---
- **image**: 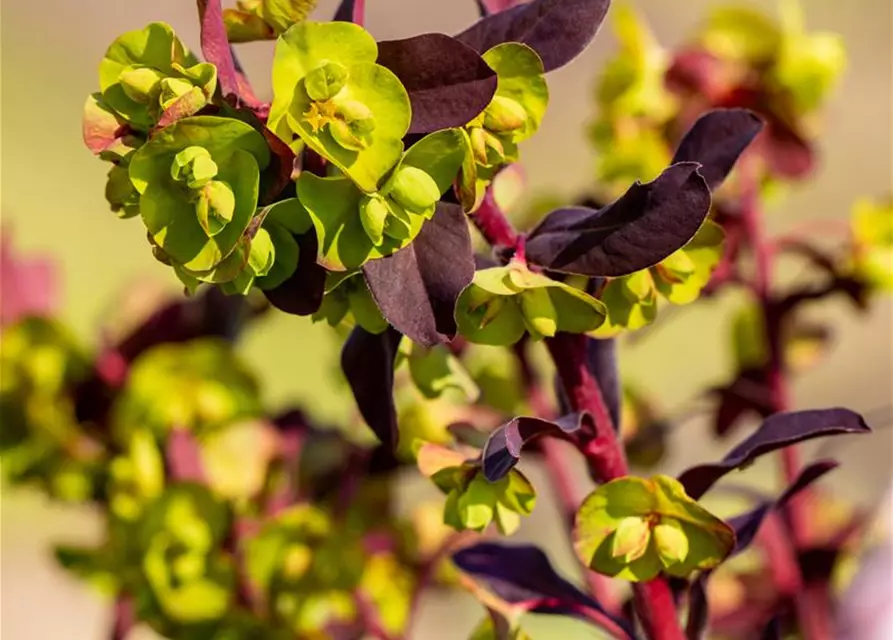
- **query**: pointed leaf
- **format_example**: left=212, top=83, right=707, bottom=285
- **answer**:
left=456, top=0, right=611, bottom=73
left=341, top=326, right=403, bottom=449
left=377, top=34, right=498, bottom=134
left=525, top=163, right=712, bottom=277
left=671, top=109, right=763, bottom=190
left=678, top=408, right=869, bottom=500
left=482, top=414, right=583, bottom=482
left=452, top=542, right=635, bottom=637
left=363, top=203, right=474, bottom=346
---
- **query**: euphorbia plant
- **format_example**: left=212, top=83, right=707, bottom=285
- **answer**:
left=1, top=0, right=888, bottom=638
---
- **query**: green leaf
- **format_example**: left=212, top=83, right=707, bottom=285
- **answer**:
left=263, top=0, right=318, bottom=34
left=590, top=274, right=659, bottom=337
left=482, top=43, right=548, bottom=143
left=458, top=474, right=499, bottom=531
left=296, top=173, right=424, bottom=270
left=701, top=6, right=780, bottom=63
left=408, top=343, right=480, bottom=402
left=129, top=116, right=270, bottom=193
left=652, top=220, right=725, bottom=305
left=201, top=419, right=278, bottom=500
left=54, top=545, right=118, bottom=595
left=255, top=220, right=301, bottom=290
left=851, top=197, right=893, bottom=291
left=731, top=300, right=769, bottom=370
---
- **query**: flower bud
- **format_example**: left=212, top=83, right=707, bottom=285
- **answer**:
left=652, top=517, right=689, bottom=567
left=621, top=270, right=654, bottom=303
left=388, top=166, right=441, bottom=213
left=304, top=62, right=349, bottom=102
left=359, top=195, right=390, bottom=246
left=466, top=290, right=508, bottom=330
left=247, top=227, right=275, bottom=277
left=611, top=515, right=652, bottom=563
left=159, top=77, right=195, bottom=108
left=483, top=96, right=528, bottom=133
left=194, top=180, right=236, bottom=237
left=469, top=127, right=506, bottom=167
left=329, top=118, right=372, bottom=152
left=171, top=146, right=218, bottom=189
left=658, top=250, right=696, bottom=283
left=519, top=287, right=558, bottom=339
left=119, top=66, right=164, bottom=104
left=335, top=99, right=376, bottom=133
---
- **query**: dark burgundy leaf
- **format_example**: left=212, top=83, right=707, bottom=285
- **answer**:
left=166, top=428, right=206, bottom=482
left=760, top=616, right=783, bottom=640
left=363, top=203, right=474, bottom=346
left=333, top=0, right=364, bottom=23
left=671, top=109, right=763, bottom=190
left=259, top=129, right=297, bottom=206
left=196, top=0, right=240, bottom=99
left=377, top=35, right=497, bottom=134
left=456, top=0, right=611, bottom=73
left=686, top=460, right=840, bottom=639
left=117, top=287, right=260, bottom=361
left=482, top=414, right=583, bottom=481
left=341, top=326, right=403, bottom=450
left=525, top=163, right=712, bottom=277
left=710, top=369, right=774, bottom=437
left=262, top=233, right=327, bottom=316
left=453, top=542, right=636, bottom=638
left=585, top=337, right=620, bottom=427
left=679, top=408, right=868, bottom=500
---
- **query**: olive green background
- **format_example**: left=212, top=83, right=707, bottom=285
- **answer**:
left=1, top=0, right=891, bottom=638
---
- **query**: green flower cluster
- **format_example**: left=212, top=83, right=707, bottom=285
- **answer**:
left=456, top=262, right=607, bottom=346
left=574, top=475, right=735, bottom=582
left=0, top=318, right=98, bottom=501
left=850, top=197, right=893, bottom=293
left=418, top=443, right=536, bottom=536
left=458, top=43, right=549, bottom=211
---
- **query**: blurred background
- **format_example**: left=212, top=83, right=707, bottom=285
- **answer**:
left=2, top=0, right=891, bottom=638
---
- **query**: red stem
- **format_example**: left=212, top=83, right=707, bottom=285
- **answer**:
left=739, top=158, right=829, bottom=640
left=470, top=191, right=685, bottom=640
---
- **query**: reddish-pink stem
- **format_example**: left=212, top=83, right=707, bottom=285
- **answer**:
left=739, top=157, right=828, bottom=640
left=468, top=190, right=685, bottom=639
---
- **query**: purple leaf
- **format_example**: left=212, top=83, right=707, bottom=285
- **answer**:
left=196, top=0, right=240, bottom=100
left=482, top=414, right=583, bottom=481
left=456, top=0, right=611, bottom=73
left=333, top=0, right=364, bottom=23
left=525, top=162, right=711, bottom=277
left=710, top=369, right=774, bottom=437
left=377, top=35, right=497, bottom=134
left=341, top=326, right=403, bottom=450
left=263, top=233, right=326, bottom=316
left=585, top=337, right=620, bottom=427
left=685, top=460, right=839, bottom=639
left=671, top=109, right=763, bottom=190
left=678, top=408, right=869, bottom=500
left=363, top=203, right=474, bottom=347
left=453, top=542, right=636, bottom=638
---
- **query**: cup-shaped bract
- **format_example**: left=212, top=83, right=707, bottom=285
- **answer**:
left=455, top=263, right=607, bottom=346
left=127, top=116, right=270, bottom=284
left=574, top=474, right=734, bottom=582
left=98, top=22, right=217, bottom=131
left=270, top=21, right=412, bottom=192
left=298, top=129, right=465, bottom=270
